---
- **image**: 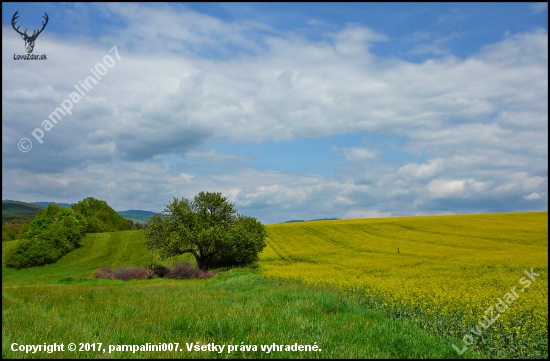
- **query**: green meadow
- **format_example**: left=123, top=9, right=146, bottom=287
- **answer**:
left=4, top=212, right=548, bottom=358
left=2, top=229, right=480, bottom=359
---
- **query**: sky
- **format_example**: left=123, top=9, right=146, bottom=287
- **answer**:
left=2, top=2, right=548, bottom=224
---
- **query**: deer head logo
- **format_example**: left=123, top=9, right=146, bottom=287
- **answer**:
left=12, top=10, right=49, bottom=54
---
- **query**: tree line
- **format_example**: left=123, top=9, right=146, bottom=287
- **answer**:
left=5, top=197, right=131, bottom=269
left=5, top=192, right=268, bottom=273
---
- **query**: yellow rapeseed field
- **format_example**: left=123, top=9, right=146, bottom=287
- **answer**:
left=260, top=212, right=548, bottom=357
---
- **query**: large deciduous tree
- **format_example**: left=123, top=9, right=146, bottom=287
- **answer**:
left=144, top=192, right=267, bottom=271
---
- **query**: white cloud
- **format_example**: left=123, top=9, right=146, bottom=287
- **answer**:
left=307, top=18, right=328, bottom=26
left=332, top=146, right=376, bottom=162
left=179, top=173, right=194, bottom=180
left=398, top=159, right=443, bottom=180
left=493, top=172, right=546, bottom=195
left=2, top=3, right=547, bottom=222
left=427, top=179, right=466, bottom=198
left=5, top=12, right=546, bottom=150
left=344, top=210, right=391, bottom=219
left=524, top=192, right=541, bottom=200
left=185, top=149, right=248, bottom=162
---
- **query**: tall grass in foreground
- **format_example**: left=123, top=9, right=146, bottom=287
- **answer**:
left=2, top=269, right=479, bottom=359
left=260, top=212, right=548, bottom=358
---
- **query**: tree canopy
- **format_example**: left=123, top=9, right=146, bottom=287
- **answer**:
left=5, top=204, right=88, bottom=269
left=4, top=197, right=132, bottom=269
left=144, top=192, right=267, bottom=271
left=71, top=197, right=131, bottom=232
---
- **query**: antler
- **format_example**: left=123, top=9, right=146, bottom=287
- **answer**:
left=11, top=10, right=26, bottom=37
left=11, top=11, right=49, bottom=39
left=32, top=13, right=49, bottom=39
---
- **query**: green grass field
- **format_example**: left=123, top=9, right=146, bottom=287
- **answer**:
left=3, top=212, right=547, bottom=358
left=2, top=231, right=477, bottom=359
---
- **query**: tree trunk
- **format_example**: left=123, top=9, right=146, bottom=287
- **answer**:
left=197, top=256, right=210, bottom=271
left=183, top=249, right=209, bottom=272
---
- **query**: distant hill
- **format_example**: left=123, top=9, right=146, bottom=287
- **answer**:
left=281, top=218, right=340, bottom=224
left=32, top=202, right=72, bottom=208
left=31, top=203, right=155, bottom=224
left=4, top=199, right=156, bottom=226
left=2, top=201, right=42, bottom=238
left=2, top=200, right=43, bottom=216
left=117, top=210, right=156, bottom=225
left=118, top=210, right=156, bottom=217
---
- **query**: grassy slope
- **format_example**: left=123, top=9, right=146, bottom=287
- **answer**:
left=2, top=230, right=479, bottom=359
left=2, top=231, right=153, bottom=286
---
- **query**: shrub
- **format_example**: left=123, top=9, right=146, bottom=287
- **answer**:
left=93, top=265, right=153, bottom=280
left=148, top=263, right=170, bottom=278
left=5, top=205, right=88, bottom=269
left=164, top=261, right=215, bottom=279
left=93, top=265, right=114, bottom=279
left=113, top=266, right=153, bottom=280
left=27, top=213, right=54, bottom=239
left=92, top=262, right=213, bottom=281
left=4, top=239, right=60, bottom=269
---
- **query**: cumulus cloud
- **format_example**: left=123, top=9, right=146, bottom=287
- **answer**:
left=2, top=3, right=547, bottom=223
left=398, top=159, right=443, bottom=180
left=344, top=210, right=392, bottom=219
left=524, top=192, right=541, bottom=200
left=427, top=179, right=466, bottom=198
left=332, top=147, right=377, bottom=162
